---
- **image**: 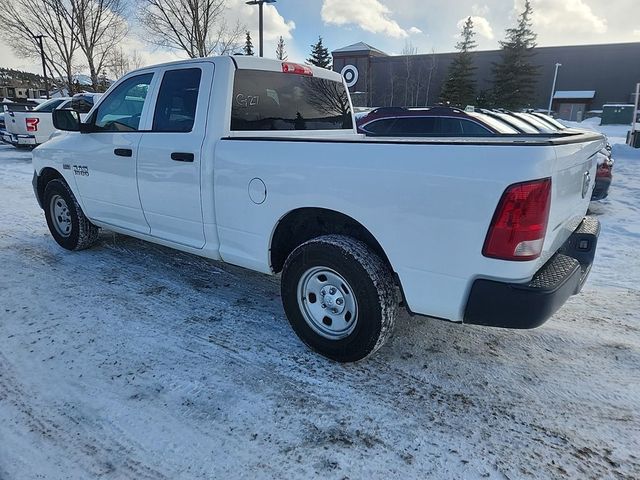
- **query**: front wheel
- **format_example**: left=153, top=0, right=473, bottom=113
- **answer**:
left=43, top=179, right=99, bottom=251
left=281, top=235, right=398, bottom=362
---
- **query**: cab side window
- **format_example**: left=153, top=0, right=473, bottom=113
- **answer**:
left=153, top=68, right=202, bottom=133
left=94, top=73, right=153, bottom=132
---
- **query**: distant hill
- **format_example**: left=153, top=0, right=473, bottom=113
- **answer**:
left=0, top=68, right=45, bottom=89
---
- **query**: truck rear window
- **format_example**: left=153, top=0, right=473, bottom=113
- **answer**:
left=231, top=69, right=353, bottom=131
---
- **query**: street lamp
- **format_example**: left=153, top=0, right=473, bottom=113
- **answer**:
left=245, top=0, right=276, bottom=57
left=547, top=62, right=562, bottom=115
left=33, top=35, right=51, bottom=99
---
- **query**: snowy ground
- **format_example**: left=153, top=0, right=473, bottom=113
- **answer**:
left=1, top=127, right=639, bottom=479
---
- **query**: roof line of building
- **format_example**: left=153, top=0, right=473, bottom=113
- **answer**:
left=334, top=41, right=640, bottom=58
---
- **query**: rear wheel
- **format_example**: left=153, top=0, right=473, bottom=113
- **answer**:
left=43, top=179, right=99, bottom=251
left=281, top=235, right=398, bottom=362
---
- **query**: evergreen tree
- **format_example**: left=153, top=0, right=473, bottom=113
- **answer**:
left=492, top=0, right=539, bottom=109
left=276, top=36, right=288, bottom=61
left=440, top=17, right=477, bottom=107
left=244, top=31, right=254, bottom=56
left=307, top=36, right=331, bottom=69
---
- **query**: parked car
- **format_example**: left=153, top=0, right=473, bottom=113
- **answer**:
left=1, top=102, right=36, bottom=145
left=4, top=97, right=72, bottom=147
left=357, top=106, right=518, bottom=136
left=592, top=151, right=614, bottom=200
left=4, top=93, right=102, bottom=148
left=34, top=56, right=603, bottom=361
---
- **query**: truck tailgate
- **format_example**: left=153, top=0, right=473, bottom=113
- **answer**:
left=542, top=135, right=604, bottom=264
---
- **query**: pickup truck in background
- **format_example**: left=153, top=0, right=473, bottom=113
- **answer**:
left=4, top=93, right=101, bottom=148
left=32, top=56, right=603, bottom=362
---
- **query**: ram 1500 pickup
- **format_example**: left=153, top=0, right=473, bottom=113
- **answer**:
left=32, top=56, right=603, bottom=362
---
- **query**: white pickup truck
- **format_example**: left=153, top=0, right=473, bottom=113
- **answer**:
left=32, top=56, right=603, bottom=361
left=4, top=97, right=72, bottom=147
left=5, top=94, right=102, bottom=148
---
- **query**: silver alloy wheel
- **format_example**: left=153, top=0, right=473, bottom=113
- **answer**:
left=49, top=194, right=72, bottom=238
left=297, top=266, right=358, bottom=340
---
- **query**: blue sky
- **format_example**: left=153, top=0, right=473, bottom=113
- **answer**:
left=1, top=0, right=639, bottom=74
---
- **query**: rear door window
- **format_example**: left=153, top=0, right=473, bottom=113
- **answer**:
left=153, top=68, right=202, bottom=132
left=388, top=117, right=437, bottom=136
left=231, top=69, right=352, bottom=131
left=438, top=118, right=464, bottom=135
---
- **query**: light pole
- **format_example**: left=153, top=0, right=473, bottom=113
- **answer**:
left=33, top=35, right=51, bottom=99
left=245, top=0, right=276, bottom=57
left=547, top=62, right=562, bottom=115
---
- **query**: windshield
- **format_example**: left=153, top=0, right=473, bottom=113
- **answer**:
left=512, top=112, right=557, bottom=132
left=467, top=112, right=519, bottom=134
left=533, top=113, right=566, bottom=130
left=34, top=98, right=66, bottom=112
left=488, top=112, right=539, bottom=133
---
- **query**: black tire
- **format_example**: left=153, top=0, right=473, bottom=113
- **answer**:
left=43, top=179, right=99, bottom=251
left=281, top=234, right=398, bottom=362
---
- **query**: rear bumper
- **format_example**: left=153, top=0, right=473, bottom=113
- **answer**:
left=1, top=133, right=36, bottom=146
left=464, top=216, right=600, bottom=329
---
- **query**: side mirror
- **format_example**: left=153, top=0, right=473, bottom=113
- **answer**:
left=53, top=108, right=81, bottom=132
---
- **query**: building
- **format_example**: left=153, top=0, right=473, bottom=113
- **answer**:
left=332, top=41, right=640, bottom=121
left=0, top=85, right=48, bottom=101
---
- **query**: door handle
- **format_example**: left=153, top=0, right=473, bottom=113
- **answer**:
left=171, top=152, right=194, bottom=162
left=114, top=148, right=132, bottom=157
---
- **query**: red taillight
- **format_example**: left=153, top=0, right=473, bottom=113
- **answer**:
left=26, top=117, right=39, bottom=132
left=483, top=178, right=552, bottom=261
left=282, top=62, right=313, bottom=76
left=597, top=163, right=612, bottom=179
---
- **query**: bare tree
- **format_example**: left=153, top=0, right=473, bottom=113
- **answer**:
left=424, top=49, right=439, bottom=106
left=106, top=46, right=130, bottom=79
left=0, top=0, right=79, bottom=95
left=71, top=0, right=128, bottom=90
left=130, top=50, right=145, bottom=70
left=138, top=0, right=244, bottom=58
left=107, top=47, right=147, bottom=79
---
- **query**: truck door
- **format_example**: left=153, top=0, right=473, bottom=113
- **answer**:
left=136, top=64, right=213, bottom=248
left=70, top=72, right=155, bottom=234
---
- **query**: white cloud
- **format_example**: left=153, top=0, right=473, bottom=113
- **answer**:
left=522, top=0, right=608, bottom=35
left=321, top=0, right=409, bottom=38
left=229, top=0, right=296, bottom=41
left=408, top=26, right=423, bottom=35
left=472, top=4, right=491, bottom=17
left=634, top=29, right=640, bottom=37
left=457, top=16, right=495, bottom=40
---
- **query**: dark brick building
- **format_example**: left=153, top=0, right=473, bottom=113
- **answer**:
left=332, top=41, right=640, bottom=120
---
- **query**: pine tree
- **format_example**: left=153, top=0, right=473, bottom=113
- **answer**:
left=440, top=17, right=477, bottom=107
left=307, top=36, right=331, bottom=69
left=492, top=0, right=539, bottom=109
left=244, top=31, right=254, bottom=56
left=276, top=36, right=288, bottom=61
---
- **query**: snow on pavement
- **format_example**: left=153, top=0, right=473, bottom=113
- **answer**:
left=0, top=130, right=639, bottom=479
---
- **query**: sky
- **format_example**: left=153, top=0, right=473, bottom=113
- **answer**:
left=1, top=0, right=639, bottom=75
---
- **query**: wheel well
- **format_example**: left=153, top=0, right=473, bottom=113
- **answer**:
left=36, top=168, right=64, bottom=208
left=270, top=208, right=393, bottom=274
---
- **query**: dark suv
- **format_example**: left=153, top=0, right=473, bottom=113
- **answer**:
left=356, top=106, right=519, bottom=137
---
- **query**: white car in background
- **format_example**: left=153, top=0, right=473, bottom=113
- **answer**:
left=4, top=93, right=102, bottom=148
